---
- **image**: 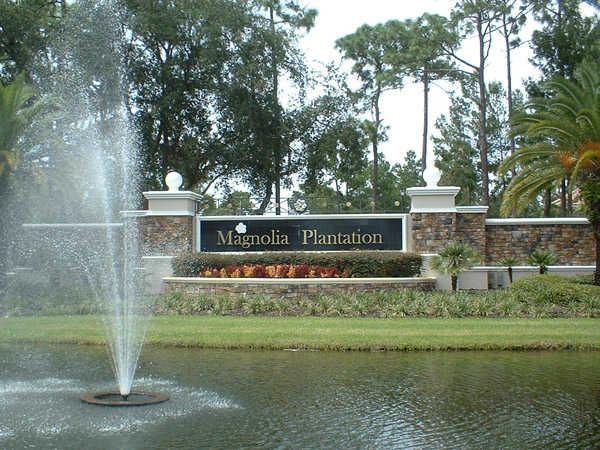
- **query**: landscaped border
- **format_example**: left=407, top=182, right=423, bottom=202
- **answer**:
left=162, top=276, right=436, bottom=298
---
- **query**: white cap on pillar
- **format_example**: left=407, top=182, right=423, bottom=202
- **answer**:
left=143, top=171, right=201, bottom=216
left=406, top=164, right=460, bottom=212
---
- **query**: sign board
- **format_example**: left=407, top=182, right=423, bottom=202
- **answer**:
left=197, top=214, right=406, bottom=252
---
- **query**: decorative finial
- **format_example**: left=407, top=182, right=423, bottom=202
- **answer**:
left=423, top=164, right=441, bottom=187
left=165, top=171, right=183, bottom=192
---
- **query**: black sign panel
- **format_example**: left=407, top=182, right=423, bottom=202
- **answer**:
left=198, top=216, right=405, bottom=252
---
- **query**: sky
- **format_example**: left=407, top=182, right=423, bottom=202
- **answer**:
left=297, top=0, right=541, bottom=167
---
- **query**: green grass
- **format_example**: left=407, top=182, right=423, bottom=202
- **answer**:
left=1, top=316, right=600, bottom=351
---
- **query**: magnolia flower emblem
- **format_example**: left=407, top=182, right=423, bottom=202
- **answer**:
left=235, top=222, right=247, bottom=234
left=293, top=198, right=308, bottom=213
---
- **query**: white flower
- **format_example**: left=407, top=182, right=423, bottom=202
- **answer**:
left=235, top=222, right=247, bottom=234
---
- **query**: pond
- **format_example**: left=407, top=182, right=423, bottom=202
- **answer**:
left=1, top=345, right=599, bottom=449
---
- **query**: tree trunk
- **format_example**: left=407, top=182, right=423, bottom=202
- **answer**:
left=421, top=71, right=430, bottom=173
left=257, top=184, right=273, bottom=215
left=476, top=14, right=490, bottom=206
left=451, top=274, right=458, bottom=291
left=372, top=87, right=381, bottom=213
left=502, top=12, right=516, bottom=177
left=560, top=179, right=567, bottom=216
left=543, top=188, right=551, bottom=217
left=269, top=6, right=281, bottom=216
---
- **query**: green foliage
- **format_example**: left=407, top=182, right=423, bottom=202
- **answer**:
left=0, top=0, right=65, bottom=81
left=394, top=150, right=424, bottom=191
left=336, top=21, right=405, bottom=207
left=530, top=0, right=600, bottom=80
left=498, top=256, right=520, bottom=267
left=500, top=61, right=600, bottom=225
left=433, top=80, right=512, bottom=211
left=510, top=275, right=600, bottom=306
left=0, top=73, right=39, bottom=179
left=172, top=251, right=422, bottom=278
left=298, top=67, right=369, bottom=196
left=430, top=242, right=479, bottom=275
left=527, top=250, right=558, bottom=274
left=0, top=284, right=102, bottom=316
left=156, top=276, right=600, bottom=318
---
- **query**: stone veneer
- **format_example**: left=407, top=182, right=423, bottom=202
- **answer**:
left=410, top=212, right=487, bottom=256
left=410, top=212, right=456, bottom=254
left=486, top=223, right=595, bottom=265
left=140, top=215, right=194, bottom=256
left=163, top=277, right=436, bottom=299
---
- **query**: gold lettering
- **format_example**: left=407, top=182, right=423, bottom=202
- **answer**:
left=216, top=230, right=233, bottom=245
left=302, top=229, right=314, bottom=245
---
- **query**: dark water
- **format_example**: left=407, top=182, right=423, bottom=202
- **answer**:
left=1, top=345, right=599, bottom=449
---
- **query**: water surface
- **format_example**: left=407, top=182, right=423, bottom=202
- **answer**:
left=1, top=345, right=599, bottom=449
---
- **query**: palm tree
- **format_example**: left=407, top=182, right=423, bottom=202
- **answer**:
left=499, top=256, right=519, bottom=284
left=0, top=73, right=38, bottom=180
left=527, top=250, right=557, bottom=275
left=500, top=61, right=600, bottom=285
left=430, top=242, right=480, bottom=291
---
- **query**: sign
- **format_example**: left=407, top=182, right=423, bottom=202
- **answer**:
left=197, top=215, right=406, bottom=252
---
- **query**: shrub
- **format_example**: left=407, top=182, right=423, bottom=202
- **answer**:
left=198, top=264, right=344, bottom=278
left=173, top=251, right=422, bottom=278
left=510, top=275, right=600, bottom=305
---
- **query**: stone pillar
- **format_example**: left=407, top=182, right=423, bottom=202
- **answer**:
left=139, top=172, right=200, bottom=293
left=406, top=167, right=489, bottom=289
left=140, top=172, right=200, bottom=256
left=406, top=186, right=461, bottom=254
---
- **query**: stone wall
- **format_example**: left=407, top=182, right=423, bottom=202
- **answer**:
left=485, top=223, right=595, bottom=265
left=140, top=216, right=194, bottom=256
left=455, top=213, right=487, bottom=257
left=163, top=277, right=436, bottom=299
left=410, top=212, right=456, bottom=254
left=410, top=211, right=594, bottom=265
left=410, top=212, right=487, bottom=256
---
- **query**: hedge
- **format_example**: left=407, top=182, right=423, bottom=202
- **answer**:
left=172, top=251, right=422, bottom=278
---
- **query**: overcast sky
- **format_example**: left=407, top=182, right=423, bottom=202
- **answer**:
left=298, top=0, right=542, bottom=167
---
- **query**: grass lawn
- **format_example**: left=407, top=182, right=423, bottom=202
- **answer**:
left=1, top=316, right=599, bottom=350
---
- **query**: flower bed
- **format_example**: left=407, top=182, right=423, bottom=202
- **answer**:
left=173, top=251, right=422, bottom=278
left=199, top=264, right=346, bottom=278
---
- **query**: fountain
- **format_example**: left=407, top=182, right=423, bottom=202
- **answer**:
left=2, top=0, right=168, bottom=406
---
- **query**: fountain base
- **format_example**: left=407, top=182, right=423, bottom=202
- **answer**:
left=81, top=391, right=169, bottom=406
